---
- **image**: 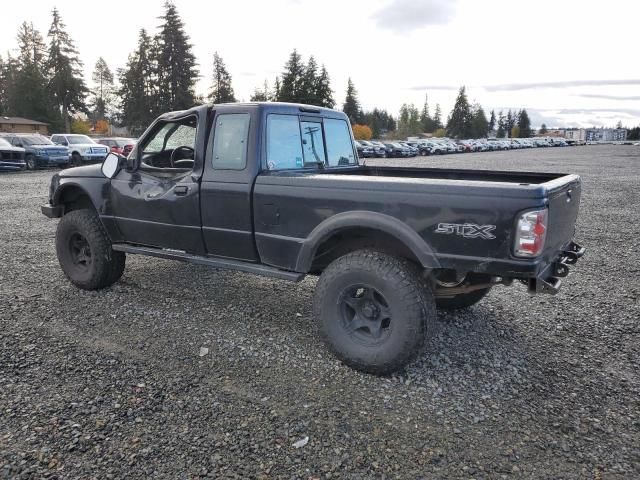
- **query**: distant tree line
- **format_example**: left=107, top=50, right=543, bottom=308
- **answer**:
left=2, top=3, right=636, bottom=139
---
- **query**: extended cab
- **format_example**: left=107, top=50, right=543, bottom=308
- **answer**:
left=41, top=102, right=584, bottom=374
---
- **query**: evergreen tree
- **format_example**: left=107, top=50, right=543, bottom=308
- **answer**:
left=362, top=108, right=395, bottom=138
left=470, top=104, right=489, bottom=138
left=90, top=57, right=115, bottom=123
left=46, top=8, right=88, bottom=132
left=420, top=93, right=434, bottom=132
left=0, top=56, right=6, bottom=115
left=446, top=86, right=472, bottom=138
left=488, top=109, right=496, bottom=132
left=539, top=123, right=548, bottom=134
left=155, top=1, right=199, bottom=112
left=208, top=52, right=236, bottom=103
left=314, top=65, right=335, bottom=108
left=517, top=109, right=531, bottom=138
left=278, top=49, right=305, bottom=103
left=8, top=22, right=58, bottom=126
left=496, top=110, right=506, bottom=138
left=299, top=55, right=318, bottom=105
left=505, top=110, right=516, bottom=137
left=342, top=78, right=362, bottom=124
left=433, top=104, right=443, bottom=130
left=397, top=104, right=422, bottom=137
left=250, top=80, right=271, bottom=102
left=119, top=29, right=158, bottom=134
left=273, top=77, right=281, bottom=100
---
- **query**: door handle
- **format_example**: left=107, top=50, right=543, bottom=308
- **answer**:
left=174, top=185, right=189, bottom=196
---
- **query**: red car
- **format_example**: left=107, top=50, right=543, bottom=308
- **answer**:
left=96, top=137, right=136, bottom=156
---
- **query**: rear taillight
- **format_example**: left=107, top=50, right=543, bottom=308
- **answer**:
left=514, top=209, right=547, bottom=257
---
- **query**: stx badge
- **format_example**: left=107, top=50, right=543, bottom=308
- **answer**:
left=435, top=223, right=496, bottom=240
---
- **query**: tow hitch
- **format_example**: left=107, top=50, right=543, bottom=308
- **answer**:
left=528, top=242, right=585, bottom=295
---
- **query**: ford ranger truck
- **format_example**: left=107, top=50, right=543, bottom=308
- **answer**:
left=41, top=102, right=585, bottom=375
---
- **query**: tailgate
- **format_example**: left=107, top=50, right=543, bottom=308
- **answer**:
left=544, top=175, right=581, bottom=254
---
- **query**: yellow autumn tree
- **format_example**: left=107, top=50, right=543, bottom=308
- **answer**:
left=95, top=120, right=110, bottom=134
left=352, top=124, right=372, bottom=140
left=71, top=119, right=91, bottom=135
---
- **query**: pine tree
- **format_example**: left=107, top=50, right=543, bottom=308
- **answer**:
left=517, top=109, right=531, bottom=138
left=496, top=110, right=506, bottom=138
left=119, top=29, right=158, bottom=134
left=342, top=78, right=362, bottom=124
left=505, top=110, right=517, bottom=138
left=7, top=22, right=58, bottom=126
left=46, top=8, right=88, bottom=132
left=470, top=104, right=489, bottom=138
left=488, top=110, right=496, bottom=132
left=250, top=80, right=271, bottom=102
left=155, top=1, right=199, bottom=112
left=314, top=65, right=335, bottom=108
left=539, top=123, right=548, bottom=134
left=278, top=49, right=305, bottom=103
left=273, top=77, right=281, bottom=100
left=446, top=86, right=472, bottom=139
left=208, top=52, right=236, bottom=103
left=433, top=104, right=443, bottom=130
left=299, top=55, right=318, bottom=105
left=0, top=56, right=6, bottom=115
left=420, top=93, right=434, bottom=132
left=90, top=57, right=115, bottom=124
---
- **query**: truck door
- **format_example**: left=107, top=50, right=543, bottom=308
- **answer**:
left=200, top=109, right=259, bottom=261
left=109, top=115, right=205, bottom=254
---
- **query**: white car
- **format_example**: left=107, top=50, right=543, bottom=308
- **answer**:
left=50, top=134, right=109, bottom=166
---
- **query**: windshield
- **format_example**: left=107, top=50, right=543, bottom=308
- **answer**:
left=0, top=138, right=11, bottom=147
left=22, top=136, right=53, bottom=146
left=67, top=135, right=94, bottom=145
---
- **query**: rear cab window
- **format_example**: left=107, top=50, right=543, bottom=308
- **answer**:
left=266, top=114, right=356, bottom=170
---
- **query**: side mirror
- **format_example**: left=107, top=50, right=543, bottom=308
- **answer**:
left=101, top=152, right=123, bottom=178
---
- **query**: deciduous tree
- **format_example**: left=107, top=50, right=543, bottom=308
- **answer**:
left=352, top=124, right=372, bottom=140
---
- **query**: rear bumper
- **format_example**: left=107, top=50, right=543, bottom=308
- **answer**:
left=527, top=241, right=585, bottom=294
left=41, top=203, right=63, bottom=218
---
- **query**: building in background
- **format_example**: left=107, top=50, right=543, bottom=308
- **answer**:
left=562, top=128, right=627, bottom=142
left=0, top=117, right=49, bottom=135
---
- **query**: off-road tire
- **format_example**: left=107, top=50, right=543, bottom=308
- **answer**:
left=55, top=209, right=125, bottom=290
left=436, top=286, right=491, bottom=310
left=314, top=249, right=436, bottom=375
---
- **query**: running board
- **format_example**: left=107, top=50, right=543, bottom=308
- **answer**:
left=111, top=244, right=305, bottom=282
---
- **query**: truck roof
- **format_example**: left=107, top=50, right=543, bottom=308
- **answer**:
left=157, top=102, right=348, bottom=121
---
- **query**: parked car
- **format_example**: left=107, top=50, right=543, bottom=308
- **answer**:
left=0, top=137, right=26, bottom=171
left=355, top=140, right=374, bottom=158
left=0, top=133, right=69, bottom=169
left=360, top=140, right=387, bottom=158
left=96, top=137, right=137, bottom=156
left=371, top=140, right=393, bottom=157
left=383, top=142, right=408, bottom=157
left=399, top=142, right=418, bottom=156
left=50, top=134, right=109, bottom=166
left=41, top=102, right=585, bottom=375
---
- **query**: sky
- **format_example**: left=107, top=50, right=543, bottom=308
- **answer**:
left=1, top=0, right=639, bottom=128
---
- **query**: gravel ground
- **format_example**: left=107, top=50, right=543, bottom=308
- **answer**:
left=1, top=145, right=639, bottom=479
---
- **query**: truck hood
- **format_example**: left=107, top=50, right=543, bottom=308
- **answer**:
left=59, top=163, right=104, bottom=178
left=0, top=145, right=25, bottom=153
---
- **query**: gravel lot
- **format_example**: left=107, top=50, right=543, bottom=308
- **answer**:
left=1, top=145, right=639, bottom=479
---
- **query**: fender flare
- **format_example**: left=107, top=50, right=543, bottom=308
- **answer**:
left=294, top=211, right=440, bottom=272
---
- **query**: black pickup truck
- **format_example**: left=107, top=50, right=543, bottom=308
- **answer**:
left=41, top=102, right=584, bottom=374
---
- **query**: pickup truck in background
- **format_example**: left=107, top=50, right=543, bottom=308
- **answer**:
left=41, top=102, right=585, bottom=374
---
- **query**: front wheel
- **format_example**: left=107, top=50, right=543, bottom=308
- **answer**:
left=71, top=153, right=82, bottom=167
left=314, top=250, right=435, bottom=375
left=55, top=209, right=125, bottom=290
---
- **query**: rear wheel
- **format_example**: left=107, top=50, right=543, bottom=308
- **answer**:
left=25, top=154, right=36, bottom=170
left=314, top=249, right=435, bottom=375
left=55, top=209, right=125, bottom=290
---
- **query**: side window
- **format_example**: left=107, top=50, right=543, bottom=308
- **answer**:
left=324, top=119, right=356, bottom=166
left=266, top=114, right=304, bottom=170
left=211, top=113, right=250, bottom=170
left=139, top=116, right=197, bottom=172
